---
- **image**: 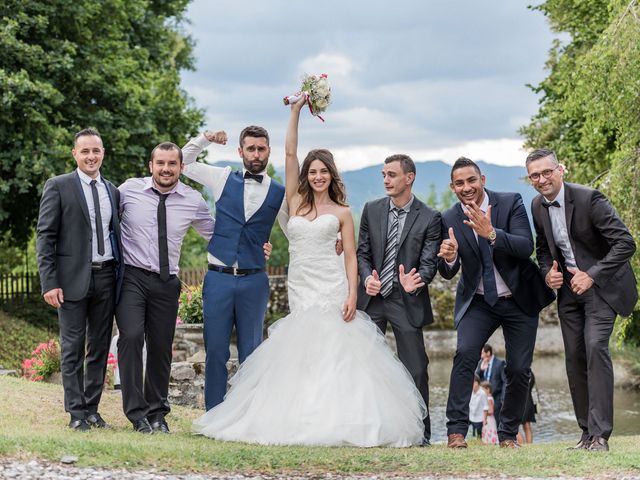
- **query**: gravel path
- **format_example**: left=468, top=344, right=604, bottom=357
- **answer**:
left=1, top=459, right=639, bottom=480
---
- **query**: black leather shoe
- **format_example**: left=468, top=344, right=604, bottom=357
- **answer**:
left=419, top=438, right=431, bottom=447
left=68, top=418, right=90, bottom=432
left=86, top=413, right=110, bottom=429
left=133, top=418, right=153, bottom=434
left=588, top=436, right=609, bottom=452
left=150, top=419, right=170, bottom=434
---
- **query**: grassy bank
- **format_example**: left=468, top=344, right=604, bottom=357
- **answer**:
left=0, top=309, right=54, bottom=370
left=0, top=377, right=639, bottom=477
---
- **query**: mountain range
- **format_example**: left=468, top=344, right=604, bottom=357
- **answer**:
left=210, top=160, right=535, bottom=218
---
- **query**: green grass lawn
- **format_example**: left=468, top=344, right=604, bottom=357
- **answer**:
left=1, top=376, right=639, bottom=477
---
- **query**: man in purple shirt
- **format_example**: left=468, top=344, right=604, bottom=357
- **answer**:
left=116, top=142, right=214, bottom=434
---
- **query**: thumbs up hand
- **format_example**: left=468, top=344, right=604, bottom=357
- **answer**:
left=366, top=269, right=382, bottom=296
left=438, top=227, right=459, bottom=263
left=545, top=260, right=564, bottom=289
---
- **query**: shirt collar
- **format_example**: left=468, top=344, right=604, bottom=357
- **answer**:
left=142, top=176, right=185, bottom=196
left=242, top=167, right=267, bottom=177
left=480, top=190, right=490, bottom=213
left=76, top=168, right=102, bottom=186
left=548, top=183, right=565, bottom=207
left=389, top=195, right=414, bottom=213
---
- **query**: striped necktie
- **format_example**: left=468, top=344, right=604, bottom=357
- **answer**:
left=379, top=208, right=406, bottom=298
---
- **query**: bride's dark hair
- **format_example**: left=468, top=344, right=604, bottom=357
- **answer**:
left=296, top=149, right=348, bottom=217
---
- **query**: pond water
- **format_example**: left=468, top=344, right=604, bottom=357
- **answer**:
left=426, top=355, right=640, bottom=443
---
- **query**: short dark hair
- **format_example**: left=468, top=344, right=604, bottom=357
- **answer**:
left=482, top=344, right=493, bottom=355
left=480, top=380, right=493, bottom=393
left=150, top=142, right=183, bottom=163
left=74, top=128, right=102, bottom=145
left=451, top=157, right=481, bottom=181
left=384, top=154, right=416, bottom=176
left=239, top=125, right=269, bottom=146
left=525, top=148, right=558, bottom=167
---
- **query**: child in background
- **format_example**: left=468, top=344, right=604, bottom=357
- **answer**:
left=481, top=380, right=498, bottom=445
left=469, top=374, right=487, bottom=438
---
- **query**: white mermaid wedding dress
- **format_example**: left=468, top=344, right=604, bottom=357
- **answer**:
left=193, top=214, right=426, bottom=447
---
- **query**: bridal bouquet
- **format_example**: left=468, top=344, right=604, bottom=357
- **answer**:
left=283, top=73, right=331, bottom=121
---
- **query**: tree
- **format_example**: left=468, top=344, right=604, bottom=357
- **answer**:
left=0, top=0, right=204, bottom=245
left=522, top=0, right=640, bottom=344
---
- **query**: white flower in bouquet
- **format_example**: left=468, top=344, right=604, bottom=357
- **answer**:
left=283, top=73, right=331, bottom=121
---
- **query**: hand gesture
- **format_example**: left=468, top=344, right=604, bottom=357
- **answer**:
left=43, top=288, right=64, bottom=308
left=366, top=270, right=381, bottom=296
left=463, top=202, right=494, bottom=239
left=437, top=227, right=458, bottom=263
left=204, top=130, right=228, bottom=145
left=398, top=265, right=425, bottom=294
left=566, top=266, right=594, bottom=296
left=290, top=92, right=308, bottom=112
left=263, top=242, right=272, bottom=261
left=545, top=260, right=563, bottom=289
left=342, top=294, right=356, bottom=322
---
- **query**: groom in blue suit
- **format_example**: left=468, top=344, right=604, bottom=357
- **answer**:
left=182, top=127, right=286, bottom=410
left=438, top=157, right=554, bottom=449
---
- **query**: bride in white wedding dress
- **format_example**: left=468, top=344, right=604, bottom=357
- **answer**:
left=192, top=95, right=426, bottom=447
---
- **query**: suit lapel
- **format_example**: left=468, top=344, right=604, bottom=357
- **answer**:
left=398, top=200, right=419, bottom=248
left=377, top=198, right=390, bottom=263
left=456, top=203, right=479, bottom=258
left=536, top=199, right=559, bottom=261
left=73, top=172, right=91, bottom=228
left=563, top=183, right=578, bottom=256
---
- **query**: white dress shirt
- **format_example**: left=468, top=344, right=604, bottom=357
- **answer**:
left=77, top=168, right=113, bottom=261
left=546, top=183, right=577, bottom=268
left=182, top=134, right=288, bottom=266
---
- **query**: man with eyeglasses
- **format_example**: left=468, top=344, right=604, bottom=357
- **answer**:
left=526, top=148, right=637, bottom=452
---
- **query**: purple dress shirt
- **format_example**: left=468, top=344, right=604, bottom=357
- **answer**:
left=119, top=177, right=214, bottom=275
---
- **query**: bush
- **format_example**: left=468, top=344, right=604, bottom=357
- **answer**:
left=21, top=339, right=61, bottom=381
left=177, top=285, right=203, bottom=324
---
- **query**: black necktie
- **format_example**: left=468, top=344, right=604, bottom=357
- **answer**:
left=90, top=180, right=105, bottom=256
left=244, top=171, right=264, bottom=183
left=478, top=236, right=498, bottom=306
left=542, top=200, right=560, bottom=209
left=153, top=189, right=170, bottom=281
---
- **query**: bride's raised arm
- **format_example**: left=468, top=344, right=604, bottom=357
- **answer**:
left=285, top=94, right=307, bottom=209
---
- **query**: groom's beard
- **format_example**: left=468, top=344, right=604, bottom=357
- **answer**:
left=243, top=156, right=268, bottom=174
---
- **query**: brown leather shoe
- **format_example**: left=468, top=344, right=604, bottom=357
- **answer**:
left=587, top=436, right=609, bottom=452
left=499, top=439, right=521, bottom=449
left=447, top=433, right=468, bottom=448
left=567, top=437, right=591, bottom=450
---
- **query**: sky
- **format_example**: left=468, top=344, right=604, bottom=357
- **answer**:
left=180, top=1, right=556, bottom=172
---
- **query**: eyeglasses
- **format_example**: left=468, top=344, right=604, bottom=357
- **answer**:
left=528, top=166, right=559, bottom=182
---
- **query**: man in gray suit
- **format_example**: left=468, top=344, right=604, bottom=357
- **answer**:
left=357, top=154, right=442, bottom=446
left=37, top=128, right=122, bottom=431
left=526, top=148, right=637, bottom=452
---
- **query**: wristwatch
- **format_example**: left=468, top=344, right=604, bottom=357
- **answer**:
left=487, top=229, right=497, bottom=244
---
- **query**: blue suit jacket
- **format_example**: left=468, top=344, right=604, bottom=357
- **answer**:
left=437, top=190, right=554, bottom=326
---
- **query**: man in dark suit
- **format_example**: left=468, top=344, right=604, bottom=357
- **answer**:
left=526, top=148, right=637, bottom=452
left=36, top=128, right=122, bottom=431
left=475, top=344, right=506, bottom=426
left=438, top=157, right=554, bottom=449
left=357, top=154, right=442, bottom=446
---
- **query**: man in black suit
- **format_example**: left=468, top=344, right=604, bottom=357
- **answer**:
left=36, top=128, right=122, bottom=431
left=357, top=154, right=442, bottom=446
left=438, top=157, right=554, bottom=449
left=475, top=344, right=506, bottom=426
left=526, top=148, right=637, bottom=452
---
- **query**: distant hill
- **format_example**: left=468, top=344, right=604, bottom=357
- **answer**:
left=209, top=160, right=535, bottom=218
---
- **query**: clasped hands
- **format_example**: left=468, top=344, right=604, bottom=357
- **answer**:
left=545, top=260, right=593, bottom=295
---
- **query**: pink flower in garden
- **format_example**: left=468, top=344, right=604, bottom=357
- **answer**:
left=176, top=316, right=183, bottom=325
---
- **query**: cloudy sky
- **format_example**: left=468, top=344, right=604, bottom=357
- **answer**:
left=181, top=1, right=555, bottom=171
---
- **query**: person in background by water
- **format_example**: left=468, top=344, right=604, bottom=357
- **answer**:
left=518, top=370, right=537, bottom=444
left=481, top=381, right=498, bottom=445
left=468, top=374, right=487, bottom=439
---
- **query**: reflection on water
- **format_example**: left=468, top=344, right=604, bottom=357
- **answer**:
left=426, top=356, right=640, bottom=443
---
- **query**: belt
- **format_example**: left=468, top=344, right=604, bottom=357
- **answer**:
left=208, top=264, right=264, bottom=277
left=474, top=293, right=513, bottom=301
left=91, top=259, right=116, bottom=270
left=125, top=265, right=176, bottom=279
